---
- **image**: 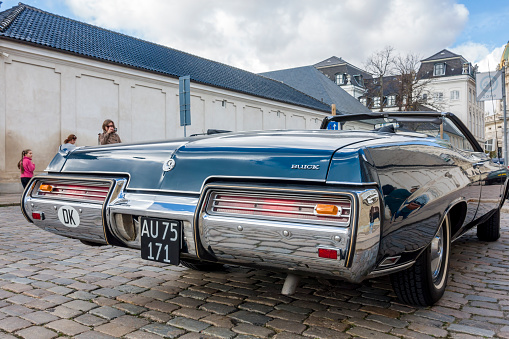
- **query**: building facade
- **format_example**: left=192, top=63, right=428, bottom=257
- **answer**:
left=418, top=50, right=485, bottom=143
left=0, top=4, right=332, bottom=192
left=313, top=51, right=486, bottom=143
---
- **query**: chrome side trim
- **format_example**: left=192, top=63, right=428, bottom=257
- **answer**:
left=326, top=181, right=379, bottom=186
left=366, top=261, right=415, bottom=279
left=344, top=188, right=381, bottom=281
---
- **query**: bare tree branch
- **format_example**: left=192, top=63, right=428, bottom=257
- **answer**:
left=365, top=46, right=395, bottom=112
left=393, top=52, right=443, bottom=111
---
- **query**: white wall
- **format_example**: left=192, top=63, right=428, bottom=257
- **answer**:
left=0, top=41, right=328, bottom=192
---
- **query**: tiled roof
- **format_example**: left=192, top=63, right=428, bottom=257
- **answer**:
left=313, top=56, right=346, bottom=68
left=419, top=50, right=474, bottom=79
left=0, top=4, right=331, bottom=113
left=421, top=49, right=464, bottom=62
left=260, top=66, right=371, bottom=114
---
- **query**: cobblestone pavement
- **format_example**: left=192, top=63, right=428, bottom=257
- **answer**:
left=0, top=206, right=508, bottom=338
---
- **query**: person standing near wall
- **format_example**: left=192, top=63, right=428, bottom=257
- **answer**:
left=18, top=149, right=34, bottom=189
left=60, top=134, right=77, bottom=152
left=99, top=119, right=122, bottom=145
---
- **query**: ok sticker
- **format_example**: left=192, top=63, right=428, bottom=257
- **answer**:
left=57, top=206, right=80, bottom=227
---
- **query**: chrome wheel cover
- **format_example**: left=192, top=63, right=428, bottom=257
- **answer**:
left=430, top=225, right=444, bottom=284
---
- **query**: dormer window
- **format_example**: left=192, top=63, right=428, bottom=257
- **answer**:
left=433, top=63, right=446, bottom=76
left=462, top=63, right=470, bottom=75
left=353, top=75, right=364, bottom=86
left=335, top=73, right=345, bottom=85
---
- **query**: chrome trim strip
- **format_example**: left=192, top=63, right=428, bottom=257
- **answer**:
left=366, top=261, right=415, bottom=278
left=212, top=205, right=348, bottom=218
left=326, top=181, right=379, bottom=186
left=343, top=188, right=380, bottom=280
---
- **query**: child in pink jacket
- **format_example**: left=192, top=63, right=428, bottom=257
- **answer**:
left=18, top=149, right=35, bottom=188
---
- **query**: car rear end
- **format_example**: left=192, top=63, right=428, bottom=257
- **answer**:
left=21, top=130, right=383, bottom=283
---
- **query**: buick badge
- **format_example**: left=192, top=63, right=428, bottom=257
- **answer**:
left=291, top=164, right=320, bottom=170
left=163, top=159, right=176, bottom=172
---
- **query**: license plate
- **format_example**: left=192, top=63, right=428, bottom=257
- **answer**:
left=140, top=217, right=181, bottom=264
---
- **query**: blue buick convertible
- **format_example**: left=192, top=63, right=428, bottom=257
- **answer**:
left=21, top=112, right=506, bottom=306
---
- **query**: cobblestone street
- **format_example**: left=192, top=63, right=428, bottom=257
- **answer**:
left=0, top=205, right=508, bottom=338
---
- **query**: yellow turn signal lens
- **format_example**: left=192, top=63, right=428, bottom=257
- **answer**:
left=315, top=204, right=339, bottom=215
left=39, top=184, right=53, bottom=192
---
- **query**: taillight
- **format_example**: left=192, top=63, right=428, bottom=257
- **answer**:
left=207, top=191, right=351, bottom=226
left=33, top=180, right=110, bottom=203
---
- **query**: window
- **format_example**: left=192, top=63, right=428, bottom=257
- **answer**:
left=387, top=95, right=396, bottom=107
left=422, top=93, right=428, bottom=101
left=462, top=63, right=470, bottom=75
left=335, top=73, right=344, bottom=85
left=450, top=90, right=459, bottom=100
left=433, top=63, right=446, bottom=76
left=434, top=92, right=444, bottom=101
left=360, top=98, right=367, bottom=106
left=373, top=97, right=380, bottom=108
left=353, top=75, right=363, bottom=86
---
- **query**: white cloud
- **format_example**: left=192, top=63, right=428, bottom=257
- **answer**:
left=64, top=0, right=469, bottom=73
left=451, top=42, right=506, bottom=72
left=476, top=45, right=506, bottom=72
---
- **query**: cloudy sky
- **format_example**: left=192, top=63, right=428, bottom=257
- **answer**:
left=1, top=0, right=507, bottom=73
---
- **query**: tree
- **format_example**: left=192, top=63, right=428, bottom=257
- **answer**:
left=365, top=46, right=395, bottom=112
left=393, top=53, right=441, bottom=111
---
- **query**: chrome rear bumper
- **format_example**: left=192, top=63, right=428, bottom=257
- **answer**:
left=22, top=175, right=381, bottom=283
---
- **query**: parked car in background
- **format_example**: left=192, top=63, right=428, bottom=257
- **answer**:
left=20, top=112, right=507, bottom=306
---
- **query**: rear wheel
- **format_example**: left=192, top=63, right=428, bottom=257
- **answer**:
left=476, top=208, right=500, bottom=242
left=180, top=259, right=224, bottom=271
left=390, top=215, right=450, bottom=306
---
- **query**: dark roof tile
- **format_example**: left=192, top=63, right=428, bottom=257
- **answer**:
left=260, top=66, right=371, bottom=114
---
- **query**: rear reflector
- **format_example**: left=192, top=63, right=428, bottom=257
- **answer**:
left=318, top=248, right=338, bottom=259
left=32, top=212, right=44, bottom=220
